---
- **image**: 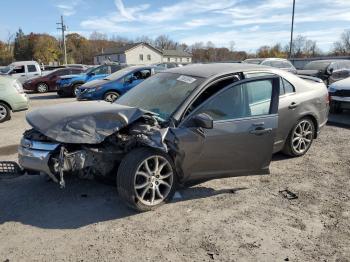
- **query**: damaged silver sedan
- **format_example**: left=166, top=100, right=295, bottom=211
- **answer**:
left=15, top=63, right=329, bottom=211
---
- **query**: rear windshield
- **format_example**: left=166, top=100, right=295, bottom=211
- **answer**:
left=304, top=61, right=331, bottom=70
left=244, top=59, right=263, bottom=65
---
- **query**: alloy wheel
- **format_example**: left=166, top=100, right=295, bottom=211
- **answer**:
left=37, top=83, right=48, bottom=93
left=0, top=105, right=8, bottom=121
left=292, top=120, right=313, bottom=154
left=104, top=93, right=118, bottom=102
left=134, top=155, right=173, bottom=206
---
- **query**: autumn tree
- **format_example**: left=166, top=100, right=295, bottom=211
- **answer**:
left=333, top=29, right=350, bottom=55
left=32, top=34, right=61, bottom=64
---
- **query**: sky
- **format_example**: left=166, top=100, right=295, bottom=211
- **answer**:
left=0, top=0, right=349, bottom=52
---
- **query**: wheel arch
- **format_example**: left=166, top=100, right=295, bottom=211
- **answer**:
left=0, top=100, right=12, bottom=110
left=298, top=113, right=319, bottom=139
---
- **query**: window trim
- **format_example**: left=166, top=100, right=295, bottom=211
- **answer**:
left=180, top=76, right=280, bottom=126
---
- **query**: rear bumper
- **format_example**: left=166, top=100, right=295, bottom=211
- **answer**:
left=12, top=94, right=29, bottom=112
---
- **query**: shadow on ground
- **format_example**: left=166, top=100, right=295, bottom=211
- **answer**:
left=28, top=94, right=61, bottom=100
left=0, top=174, right=245, bottom=229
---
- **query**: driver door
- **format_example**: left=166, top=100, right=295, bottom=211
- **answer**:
left=181, top=76, right=279, bottom=180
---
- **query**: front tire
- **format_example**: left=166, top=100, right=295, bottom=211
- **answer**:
left=104, top=91, right=120, bottom=102
left=282, top=117, right=315, bottom=157
left=37, top=83, right=49, bottom=93
left=72, top=84, right=82, bottom=97
left=117, top=148, right=177, bottom=212
left=0, top=102, right=11, bottom=123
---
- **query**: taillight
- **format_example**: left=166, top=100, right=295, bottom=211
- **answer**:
left=327, top=93, right=330, bottom=104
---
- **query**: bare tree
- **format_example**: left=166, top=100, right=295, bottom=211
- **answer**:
left=333, top=29, right=350, bottom=55
left=229, top=41, right=235, bottom=52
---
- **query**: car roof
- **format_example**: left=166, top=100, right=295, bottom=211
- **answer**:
left=165, top=63, right=271, bottom=78
left=10, top=61, right=39, bottom=65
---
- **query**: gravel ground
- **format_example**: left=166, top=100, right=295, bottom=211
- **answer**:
left=0, top=93, right=349, bottom=262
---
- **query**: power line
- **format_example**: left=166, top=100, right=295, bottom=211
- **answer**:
left=56, top=15, right=67, bottom=65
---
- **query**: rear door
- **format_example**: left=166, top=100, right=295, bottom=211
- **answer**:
left=26, top=64, right=40, bottom=80
left=182, top=76, right=279, bottom=179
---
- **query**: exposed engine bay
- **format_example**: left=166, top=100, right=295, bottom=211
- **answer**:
left=20, top=112, right=177, bottom=188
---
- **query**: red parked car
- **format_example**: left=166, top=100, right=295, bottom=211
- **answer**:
left=23, top=68, right=84, bottom=93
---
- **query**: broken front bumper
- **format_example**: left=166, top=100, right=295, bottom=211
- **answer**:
left=18, top=138, right=60, bottom=179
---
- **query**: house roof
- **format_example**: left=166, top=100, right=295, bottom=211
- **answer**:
left=162, top=49, right=192, bottom=57
left=98, top=42, right=162, bottom=56
left=96, top=43, right=192, bottom=58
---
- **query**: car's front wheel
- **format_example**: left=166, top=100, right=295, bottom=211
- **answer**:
left=104, top=91, right=120, bottom=102
left=72, top=84, right=82, bottom=97
left=283, top=117, right=315, bottom=157
left=117, top=148, right=176, bottom=212
left=0, top=102, right=11, bottom=123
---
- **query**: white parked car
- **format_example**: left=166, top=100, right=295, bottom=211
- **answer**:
left=1, top=61, right=42, bottom=84
left=328, top=77, right=350, bottom=113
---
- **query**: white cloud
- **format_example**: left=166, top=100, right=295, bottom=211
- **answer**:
left=56, top=0, right=82, bottom=16
left=78, top=0, right=350, bottom=51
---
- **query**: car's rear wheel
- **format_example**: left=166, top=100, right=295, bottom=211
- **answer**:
left=283, top=117, right=315, bottom=157
left=104, top=91, right=120, bottom=102
left=117, top=147, right=176, bottom=212
left=0, top=102, right=11, bottom=123
left=37, top=83, right=48, bottom=93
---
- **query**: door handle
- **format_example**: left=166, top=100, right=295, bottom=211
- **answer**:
left=288, top=102, right=298, bottom=109
left=21, top=75, right=26, bottom=76
left=250, top=127, right=272, bottom=135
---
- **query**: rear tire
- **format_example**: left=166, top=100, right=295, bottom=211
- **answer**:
left=104, top=91, right=120, bottom=102
left=37, top=83, right=48, bottom=93
left=117, top=147, right=177, bottom=212
left=282, top=117, right=315, bottom=157
left=0, top=102, right=11, bottom=123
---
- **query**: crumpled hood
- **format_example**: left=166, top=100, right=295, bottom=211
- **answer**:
left=26, top=101, right=148, bottom=144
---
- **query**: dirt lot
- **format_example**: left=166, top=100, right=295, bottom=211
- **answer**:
left=0, top=93, right=349, bottom=262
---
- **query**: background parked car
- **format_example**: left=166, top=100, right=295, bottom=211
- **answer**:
left=0, top=76, right=29, bottom=123
left=23, top=67, right=85, bottom=93
left=297, top=59, right=350, bottom=85
left=1, top=61, right=43, bottom=84
left=57, top=63, right=126, bottom=97
left=243, top=58, right=297, bottom=74
left=76, top=66, right=154, bottom=102
left=328, top=77, right=350, bottom=113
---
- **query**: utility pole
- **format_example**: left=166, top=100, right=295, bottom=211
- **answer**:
left=57, top=15, right=67, bottom=65
left=289, top=0, right=296, bottom=59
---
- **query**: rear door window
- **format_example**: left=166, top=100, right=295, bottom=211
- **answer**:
left=282, top=79, right=295, bottom=94
left=27, top=65, right=37, bottom=72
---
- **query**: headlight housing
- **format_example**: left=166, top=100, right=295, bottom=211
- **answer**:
left=328, top=86, right=337, bottom=93
left=13, top=80, right=24, bottom=94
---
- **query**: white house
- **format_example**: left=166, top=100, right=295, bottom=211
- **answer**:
left=94, top=42, right=192, bottom=65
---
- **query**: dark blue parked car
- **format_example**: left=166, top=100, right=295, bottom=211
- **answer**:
left=57, top=63, right=126, bottom=97
left=76, top=66, right=155, bottom=102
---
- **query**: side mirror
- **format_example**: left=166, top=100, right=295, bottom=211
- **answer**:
left=125, top=77, right=133, bottom=84
left=88, top=72, right=95, bottom=77
left=187, top=113, right=213, bottom=129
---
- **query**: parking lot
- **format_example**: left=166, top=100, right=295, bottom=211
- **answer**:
left=0, top=93, right=348, bottom=261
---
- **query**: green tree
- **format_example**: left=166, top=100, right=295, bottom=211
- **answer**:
left=13, top=28, right=31, bottom=61
left=33, top=34, right=61, bottom=64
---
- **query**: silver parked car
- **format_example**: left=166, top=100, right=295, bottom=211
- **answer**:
left=12, top=63, right=328, bottom=211
left=244, top=58, right=297, bottom=74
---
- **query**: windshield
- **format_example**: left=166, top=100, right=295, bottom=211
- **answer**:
left=116, top=72, right=205, bottom=120
left=84, top=67, right=96, bottom=75
left=244, top=59, right=263, bottom=65
left=0, top=66, right=11, bottom=74
left=304, top=61, right=331, bottom=70
left=105, top=67, right=134, bottom=81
